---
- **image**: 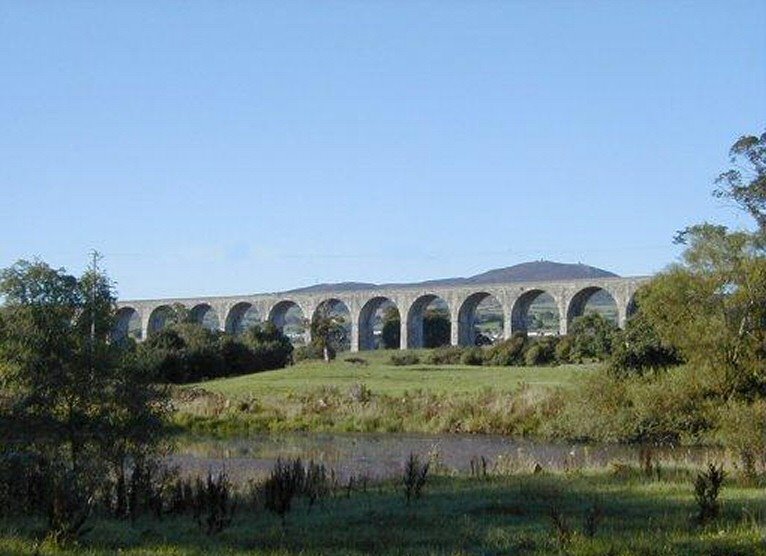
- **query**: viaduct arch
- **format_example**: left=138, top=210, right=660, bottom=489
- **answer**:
left=116, top=276, right=649, bottom=351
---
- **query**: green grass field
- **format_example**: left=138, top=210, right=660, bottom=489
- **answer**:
left=193, top=349, right=596, bottom=399
left=2, top=469, right=763, bottom=555
left=172, top=352, right=598, bottom=436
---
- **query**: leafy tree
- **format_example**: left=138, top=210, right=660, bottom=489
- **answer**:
left=569, top=313, right=617, bottom=362
left=635, top=129, right=766, bottom=397
left=640, top=225, right=766, bottom=397
left=310, top=304, right=347, bottom=362
left=609, top=309, right=683, bottom=376
left=713, top=130, right=765, bottom=233
left=423, top=309, right=450, bottom=348
left=241, top=322, right=293, bottom=370
left=381, top=306, right=401, bottom=349
left=0, top=259, right=168, bottom=540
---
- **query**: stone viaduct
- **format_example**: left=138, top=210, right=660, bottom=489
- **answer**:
left=115, top=276, right=650, bottom=351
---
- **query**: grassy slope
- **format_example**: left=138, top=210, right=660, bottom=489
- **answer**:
left=193, top=349, right=597, bottom=398
left=2, top=471, right=763, bottom=555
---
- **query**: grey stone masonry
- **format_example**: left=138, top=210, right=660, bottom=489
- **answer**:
left=116, top=276, right=650, bottom=351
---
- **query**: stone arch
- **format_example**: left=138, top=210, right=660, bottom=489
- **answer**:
left=225, top=302, right=261, bottom=335
left=566, top=286, right=619, bottom=330
left=312, top=298, right=352, bottom=352
left=113, top=306, right=142, bottom=341
left=406, top=294, right=450, bottom=349
left=267, top=300, right=307, bottom=344
left=190, top=303, right=221, bottom=331
left=358, top=296, right=400, bottom=350
left=457, top=292, right=505, bottom=346
left=511, top=289, right=560, bottom=335
left=147, top=305, right=176, bottom=335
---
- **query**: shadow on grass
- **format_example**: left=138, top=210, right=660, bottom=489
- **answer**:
left=1, top=473, right=764, bottom=555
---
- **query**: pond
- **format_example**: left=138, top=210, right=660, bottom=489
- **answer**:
left=170, top=433, right=726, bottom=483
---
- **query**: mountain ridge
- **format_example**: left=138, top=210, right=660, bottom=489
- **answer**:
left=284, top=261, right=618, bottom=294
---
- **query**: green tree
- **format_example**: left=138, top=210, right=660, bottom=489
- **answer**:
left=609, top=309, right=683, bottom=376
left=713, top=130, right=765, bottom=233
left=423, top=309, right=450, bottom=348
left=381, top=306, right=401, bottom=349
left=0, top=259, right=168, bottom=540
left=635, top=129, right=766, bottom=397
left=569, top=312, right=617, bottom=362
left=310, top=304, right=347, bottom=362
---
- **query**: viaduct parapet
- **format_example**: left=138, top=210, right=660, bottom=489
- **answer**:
left=116, top=276, right=650, bottom=351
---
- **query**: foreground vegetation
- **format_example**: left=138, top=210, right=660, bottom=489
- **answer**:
left=0, top=462, right=763, bottom=555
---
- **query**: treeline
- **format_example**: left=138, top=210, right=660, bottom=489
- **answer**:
left=132, top=315, right=293, bottom=384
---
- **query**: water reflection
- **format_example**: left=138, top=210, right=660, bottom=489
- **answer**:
left=170, top=433, right=726, bottom=484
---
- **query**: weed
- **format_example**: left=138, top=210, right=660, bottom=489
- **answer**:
left=582, top=500, right=604, bottom=538
left=403, top=453, right=429, bottom=504
left=547, top=505, right=572, bottom=548
left=469, top=456, right=489, bottom=480
left=196, top=470, right=236, bottom=535
left=693, top=463, right=725, bottom=524
left=262, top=458, right=304, bottom=525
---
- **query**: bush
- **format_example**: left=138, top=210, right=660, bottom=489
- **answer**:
left=293, top=344, right=324, bottom=362
left=569, top=313, right=617, bottom=362
left=141, top=322, right=293, bottom=383
left=694, top=463, right=725, bottom=524
left=403, top=453, right=429, bottom=503
left=423, top=311, right=450, bottom=348
left=460, top=347, right=485, bottom=366
left=485, top=333, right=527, bottom=366
left=718, top=400, right=766, bottom=479
left=609, top=312, right=683, bottom=377
left=523, top=338, right=557, bottom=366
left=554, top=336, right=574, bottom=363
left=426, top=346, right=464, bottom=365
left=390, top=353, right=420, bottom=366
left=550, top=366, right=718, bottom=444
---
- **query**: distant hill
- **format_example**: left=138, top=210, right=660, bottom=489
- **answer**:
left=284, top=261, right=618, bottom=294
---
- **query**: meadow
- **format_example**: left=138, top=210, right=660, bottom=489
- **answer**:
left=172, top=350, right=596, bottom=437
left=1, top=466, right=763, bottom=555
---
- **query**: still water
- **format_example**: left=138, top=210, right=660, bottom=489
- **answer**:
left=170, top=433, right=725, bottom=483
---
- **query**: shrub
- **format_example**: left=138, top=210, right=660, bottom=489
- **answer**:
left=195, top=471, right=236, bottom=536
left=423, top=311, right=450, bottom=348
left=262, top=458, right=305, bottom=525
left=524, top=339, right=556, bottom=366
left=460, top=347, right=485, bottom=366
left=694, top=463, right=725, bottom=524
left=403, top=453, right=429, bottom=503
left=293, top=344, right=324, bottom=362
left=426, top=346, right=464, bottom=365
left=569, top=313, right=617, bottom=362
left=609, top=312, right=682, bottom=376
left=485, top=333, right=527, bottom=366
left=390, top=353, right=420, bottom=366
left=718, top=400, right=766, bottom=480
left=555, top=336, right=574, bottom=363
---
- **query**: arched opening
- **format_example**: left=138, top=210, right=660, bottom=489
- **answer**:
left=268, top=300, right=307, bottom=345
left=511, top=290, right=560, bottom=335
left=190, top=303, right=221, bottom=332
left=225, top=302, right=261, bottom=335
left=457, top=292, right=504, bottom=346
left=147, top=305, right=177, bottom=336
left=566, top=287, right=619, bottom=329
left=311, top=298, right=352, bottom=352
left=358, top=297, right=400, bottom=350
left=406, top=294, right=450, bottom=349
left=113, top=307, right=142, bottom=342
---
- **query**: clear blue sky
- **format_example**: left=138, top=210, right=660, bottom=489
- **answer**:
left=1, top=1, right=764, bottom=300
